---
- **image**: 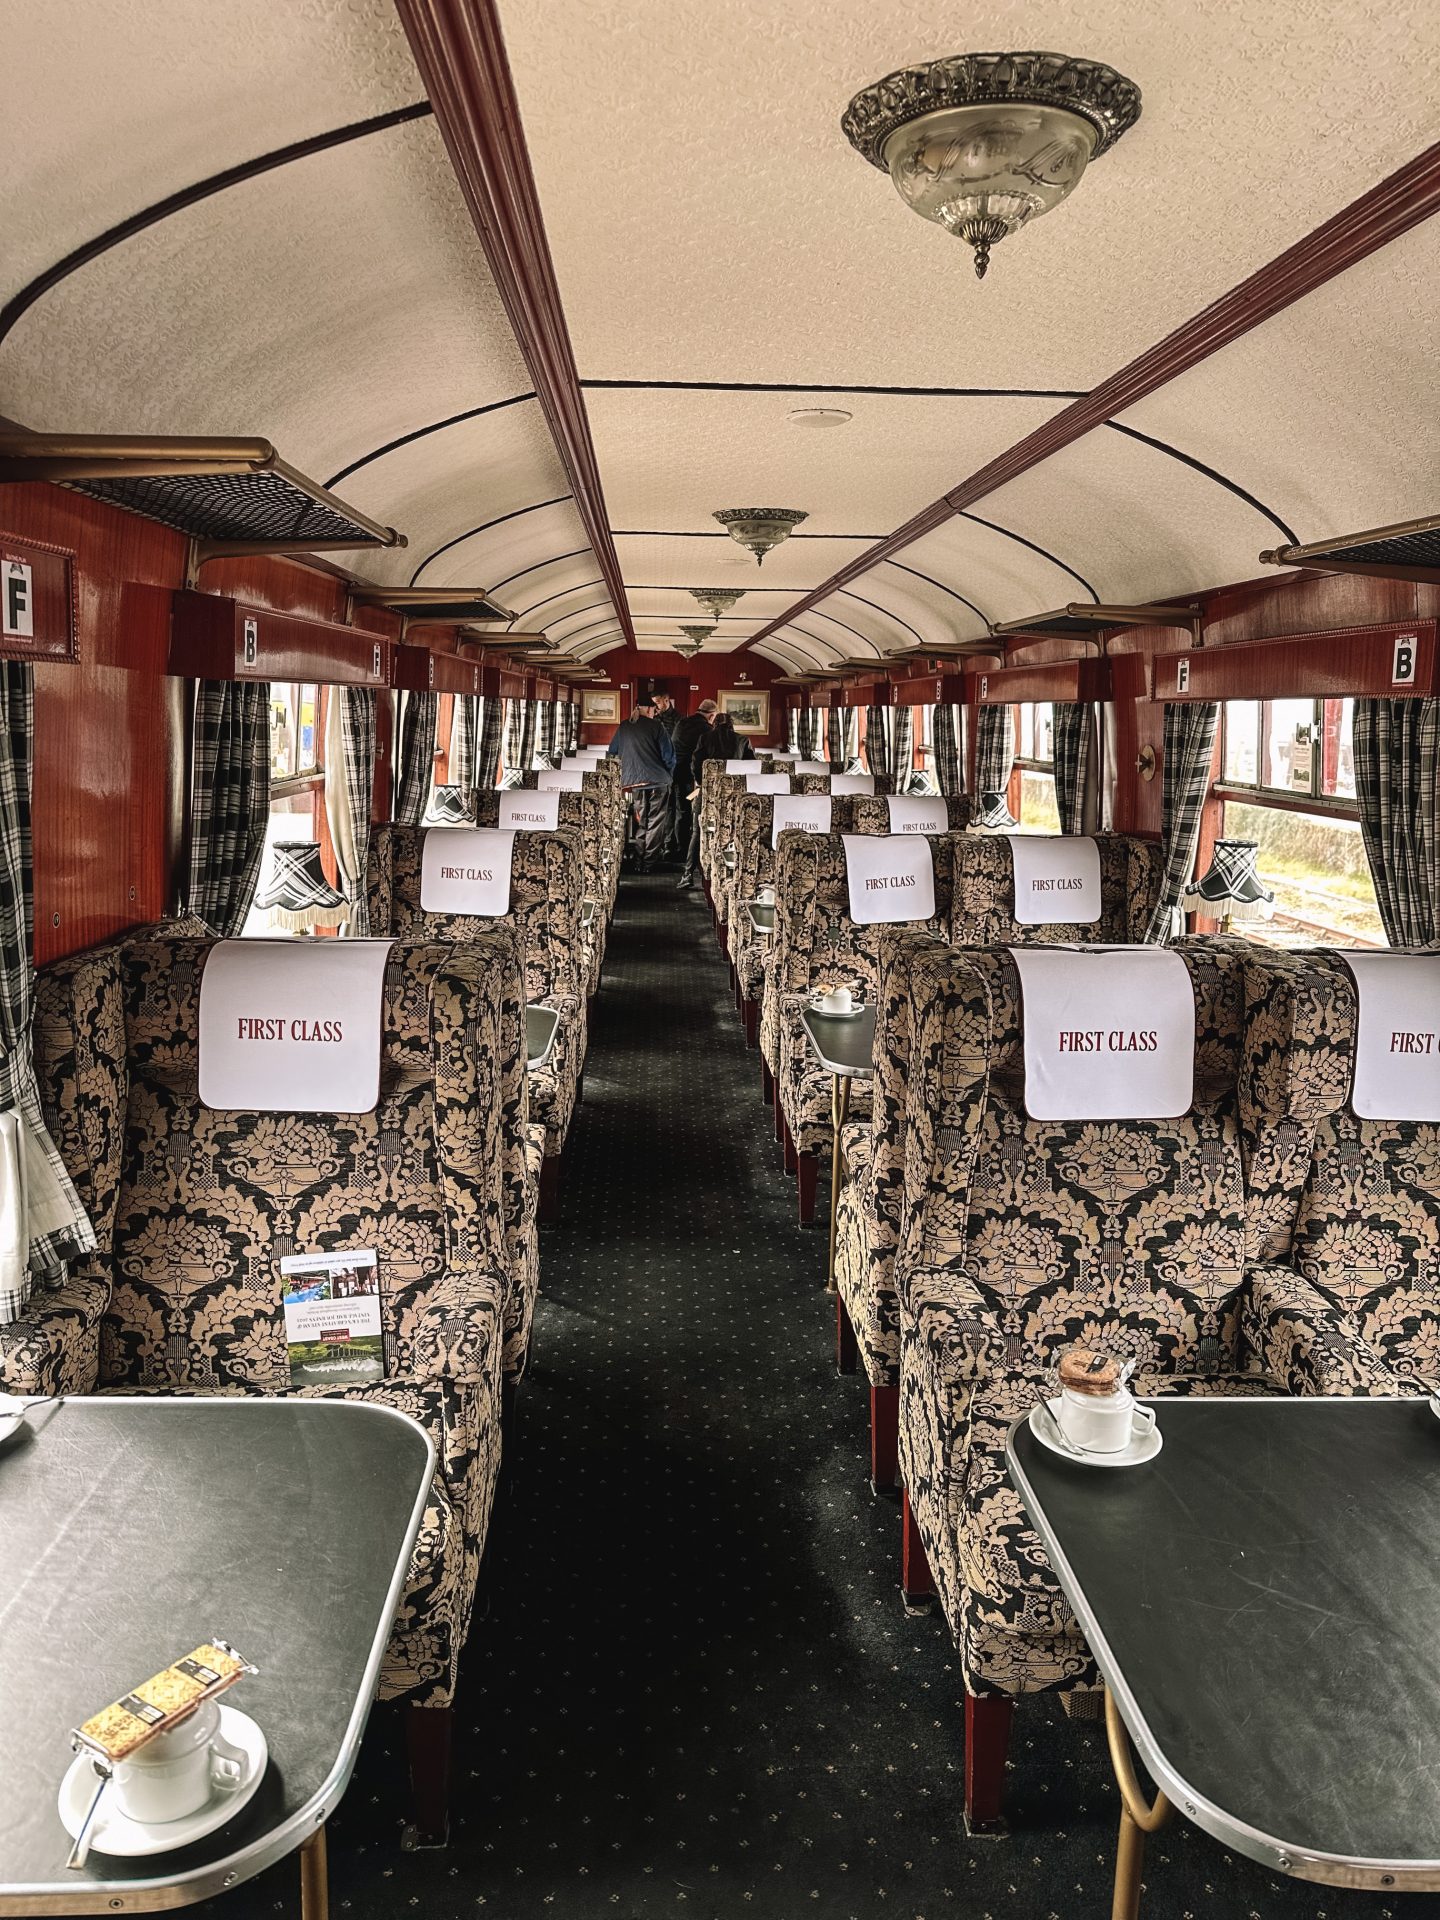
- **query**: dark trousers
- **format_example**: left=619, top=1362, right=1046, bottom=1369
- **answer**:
left=670, top=780, right=694, bottom=861
left=630, top=785, right=669, bottom=868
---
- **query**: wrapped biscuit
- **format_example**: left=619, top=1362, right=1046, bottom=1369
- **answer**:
left=72, top=1641, right=256, bottom=1764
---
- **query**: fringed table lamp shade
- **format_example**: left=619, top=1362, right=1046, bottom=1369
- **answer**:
left=253, top=841, right=348, bottom=934
left=1184, top=838, right=1275, bottom=931
left=972, top=789, right=1020, bottom=832
left=428, top=784, right=477, bottom=825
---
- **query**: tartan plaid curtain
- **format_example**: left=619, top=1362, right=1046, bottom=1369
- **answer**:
left=1143, top=701, right=1220, bottom=943
left=932, top=703, right=963, bottom=797
left=827, top=707, right=859, bottom=766
left=799, top=708, right=822, bottom=759
left=1354, top=696, right=1439, bottom=946
left=449, top=693, right=477, bottom=793
left=975, top=704, right=1015, bottom=796
left=891, top=705, right=916, bottom=789
left=1052, top=701, right=1095, bottom=834
left=394, top=689, right=438, bottom=826
left=324, top=687, right=376, bottom=935
left=864, top=706, right=890, bottom=779
left=189, top=678, right=271, bottom=935
left=787, top=709, right=802, bottom=753
left=477, top=696, right=505, bottom=787
left=0, top=664, right=96, bottom=1321
left=535, top=698, right=556, bottom=761
left=503, top=699, right=525, bottom=781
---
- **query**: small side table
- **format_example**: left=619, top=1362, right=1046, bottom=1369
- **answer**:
left=526, top=1004, right=561, bottom=1072
left=744, top=900, right=775, bottom=940
left=799, top=1006, right=876, bottom=1291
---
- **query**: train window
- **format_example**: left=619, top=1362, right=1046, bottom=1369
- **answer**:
left=1217, top=698, right=1383, bottom=947
left=269, top=683, right=321, bottom=786
left=1014, top=702, right=1060, bottom=833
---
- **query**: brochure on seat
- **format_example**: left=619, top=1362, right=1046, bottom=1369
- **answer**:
left=280, top=1249, right=385, bottom=1387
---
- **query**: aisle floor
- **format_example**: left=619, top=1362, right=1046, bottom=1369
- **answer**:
left=235, top=872, right=1424, bottom=1919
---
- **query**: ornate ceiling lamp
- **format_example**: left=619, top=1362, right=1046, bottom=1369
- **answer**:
left=676, top=623, right=716, bottom=660
left=690, top=587, right=747, bottom=622
left=713, top=508, right=808, bottom=564
left=842, top=51, right=1141, bottom=279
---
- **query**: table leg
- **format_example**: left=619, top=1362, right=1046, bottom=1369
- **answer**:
left=1105, top=1690, right=1172, bottom=1920
left=826, top=1072, right=851, bottom=1294
left=300, top=1826, right=329, bottom=1920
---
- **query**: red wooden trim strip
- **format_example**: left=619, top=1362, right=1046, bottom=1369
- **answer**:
left=748, top=139, right=1440, bottom=651
left=393, top=0, right=634, bottom=644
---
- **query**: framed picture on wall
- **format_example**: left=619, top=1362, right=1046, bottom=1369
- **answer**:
left=582, top=690, right=620, bottom=723
left=718, top=688, right=769, bottom=736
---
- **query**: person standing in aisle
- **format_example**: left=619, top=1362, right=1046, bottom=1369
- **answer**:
left=678, top=709, right=751, bottom=889
left=651, top=692, right=683, bottom=855
left=669, top=697, right=714, bottom=872
left=607, top=695, right=675, bottom=874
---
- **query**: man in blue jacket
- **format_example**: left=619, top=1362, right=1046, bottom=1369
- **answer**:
left=607, top=695, right=676, bottom=874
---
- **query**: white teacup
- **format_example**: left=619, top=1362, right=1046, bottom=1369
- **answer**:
left=1057, top=1384, right=1156, bottom=1455
left=110, top=1700, right=247, bottom=1825
left=757, top=887, right=775, bottom=905
left=819, top=985, right=854, bottom=1015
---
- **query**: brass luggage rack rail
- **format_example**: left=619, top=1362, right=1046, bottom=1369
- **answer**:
left=1260, top=512, right=1440, bottom=586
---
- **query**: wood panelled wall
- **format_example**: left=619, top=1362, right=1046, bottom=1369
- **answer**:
left=0, top=474, right=1428, bottom=967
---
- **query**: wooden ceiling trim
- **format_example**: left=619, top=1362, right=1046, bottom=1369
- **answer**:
left=393, top=0, right=633, bottom=642
left=747, top=138, right=1440, bottom=650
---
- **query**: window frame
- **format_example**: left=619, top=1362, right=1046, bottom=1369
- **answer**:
left=1012, top=700, right=1054, bottom=774
left=1215, top=697, right=1361, bottom=822
left=269, top=681, right=325, bottom=796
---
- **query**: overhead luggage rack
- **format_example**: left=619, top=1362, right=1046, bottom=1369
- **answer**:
left=0, top=432, right=403, bottom=559
left=1260, top=512, right=1440, bottom=586
left=990, top=601, right=1200, bottom=640
left=350, top=584, right=514, bottom=624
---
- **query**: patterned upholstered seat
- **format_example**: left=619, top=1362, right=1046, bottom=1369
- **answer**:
left=848, top=794, right=970, bottom=837
left=835, top=835, right=1166, bottom=1469
left=368, top=823, right=587, bottom=1163
left=764, top=831, right=957, bottom=1222
left=14, top=931, right=517, bottom=1723
left=475, top=788, right=610, bottom=994
left=893, top=940, right=1391, bottom=1825
left=1239, top=946, right=1440, bottom=1385
left=726, top=794, right=860, bottom=1039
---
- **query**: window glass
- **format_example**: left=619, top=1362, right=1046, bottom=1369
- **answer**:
left=1263, top=697, right=1315, bottom=794
left=1015, top=702, right=1054, bottom=767
left=1222, top=700, right=1258, bottom=784
left=269, top=683, right=320, bottom=783
left=1018, top=770, right=1060, bottom=834
left=1223, top=800, right=1384, bottom=948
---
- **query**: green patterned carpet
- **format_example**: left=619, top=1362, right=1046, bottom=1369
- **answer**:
left=228, top=872, right=1431, bottom=1919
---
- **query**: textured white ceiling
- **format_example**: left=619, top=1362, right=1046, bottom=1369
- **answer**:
left=612, top=531, right=874, bottom=595
left=1116, top=218, right=1440, bottom=548
left=499, top=0, right=1440, bottom=390
left=3, top=0, right=420, bottom=306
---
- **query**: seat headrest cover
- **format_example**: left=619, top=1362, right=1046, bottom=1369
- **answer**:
left=886, top=794, right=947, bottom=835
left=1009, top=946, right=1196, bottom=1120
left=537, top=767, right=584, bottom=790
left=1342, top=952, right=1440, bottom=1120
left=793, top=760, right=830, bottom=775
left=1008, top=835, right=1102, bottom=926
left=746, top=772, right=791, bottom=794
left=771, top=794, right=832, bottom=849
left=832, top=773, right=875, bottom=795
left=198, top=938, right=395, bottom=1113
left=725, top=758, right=753, bottom=774
left=420, top=826, right=515, bottom=916
left=842, top=833, right=937, bottom=925
left=500, top=789, right=562, bottom=831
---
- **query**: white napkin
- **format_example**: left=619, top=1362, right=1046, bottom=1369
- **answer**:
left=1010, top=946, right=1195, bottom=1120
left=840, top=833, right=937, bottom=925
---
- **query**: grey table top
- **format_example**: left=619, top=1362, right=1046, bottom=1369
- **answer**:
left=1008, top=1397, right=1440, bottom=1891
left=799, top=1005, right=876, bottom=1079
left=526, top=1004, right=560, bottom=1071
left=744, top=900, right=775, bottom=936
left=0, top=1395, right=432, bottom=1914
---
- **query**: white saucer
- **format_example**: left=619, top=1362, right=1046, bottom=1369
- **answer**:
left=0, top=1395, right=52, bottom=1444
left=1029, top=1398, right=1163, bottom=1469
left=809, top=999, right=867, bottom=1020
left=58, top=1706, right=268, bottom=1857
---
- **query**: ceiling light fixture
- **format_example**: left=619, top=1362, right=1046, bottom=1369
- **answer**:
left=676, top=623, right=716, bottom=660
left=713, top=507, right=809, bottom=564
left=689, top=587, right=747, bottom=621
left=787, top=408, right=853, bottom=429
left=842, top=51, right=1141, bottom=280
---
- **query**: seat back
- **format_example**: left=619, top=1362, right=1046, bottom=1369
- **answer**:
left=728, top=793, right=860, bottom=932
left=1240, top=947, right=1440, bottom=1381
left=475, top=788, right=609, bottom=912
left=903, top=942, right=1248, bottom=1376
left=949, top=833, right=1163, bottom=945
left=368, top=824, right=585, bottom=1008
left=98, top=932, right=517, bottom=1391
left=769, top=830, right=958, bottom=1008
left=850, top=795, right=969, bottom=835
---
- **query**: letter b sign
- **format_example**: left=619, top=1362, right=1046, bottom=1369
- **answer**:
left=1393, top=632, right=1417, bottom=686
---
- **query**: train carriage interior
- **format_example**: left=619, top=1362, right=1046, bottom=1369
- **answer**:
left=3, top=3, right=1440, bottom=1917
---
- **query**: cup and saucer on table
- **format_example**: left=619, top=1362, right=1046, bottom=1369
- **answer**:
left=809, top=985, right=866, bottom=1020
left=1030, top=1349, right=1162, bottom=1469
left=58, top=1699, right=268, bottom=1857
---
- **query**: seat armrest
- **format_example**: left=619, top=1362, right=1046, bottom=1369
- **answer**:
left=1243, top=1261, right=1400, bottom=1396
left=386, top=1265, right=505, bottom=1387
left=900, top=1264, right=1007, bottom=1388
left=0, top=1268, right=108, bottom=1395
